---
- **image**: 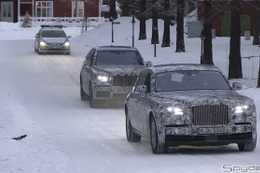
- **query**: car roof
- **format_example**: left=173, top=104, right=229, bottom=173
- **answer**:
left=150, top=64, right=222, bottom=74
left=95, top=46, right=139, bottom=52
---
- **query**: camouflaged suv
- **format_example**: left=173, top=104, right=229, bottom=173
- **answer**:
left=80, top=46, right=146, bottom=108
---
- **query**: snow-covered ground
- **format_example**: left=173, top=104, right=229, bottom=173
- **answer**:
left=0, top=16, right=259, bottom=173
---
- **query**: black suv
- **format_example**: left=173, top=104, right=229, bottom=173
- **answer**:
left=80, top=46, right=146, bottom=108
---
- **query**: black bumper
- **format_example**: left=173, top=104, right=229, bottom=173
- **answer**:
left=165, top=133, right=252, bottom=147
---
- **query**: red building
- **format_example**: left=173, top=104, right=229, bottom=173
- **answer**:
left=0, top=0, right=100, bottom=23
left=198, top=0, right=259, bottom=36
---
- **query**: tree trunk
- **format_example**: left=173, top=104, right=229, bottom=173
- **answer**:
left=139, top=19, right=147, bottom=40
left=257, top=60, right=260, bottom=88
left=253, top=0, right=260, bottom=45
left=162, top=0, right=170, bottom=47
left=228, top=0, right=242, bottom=79
left=151, top=9, right=159, bottom=44
left=202, top=0, right=213, bottom=64
left=139, top=0, right=146, bottom=40
left=176, top=0, right=185, bottom=52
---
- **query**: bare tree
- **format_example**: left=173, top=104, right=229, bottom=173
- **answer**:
left=202, top=0, right=213, bottom=64
left=176, top=0, right=185, bottom=52
left=228, top=0, right=242, bottom=79
left=253, top=0, right=260, bottom=45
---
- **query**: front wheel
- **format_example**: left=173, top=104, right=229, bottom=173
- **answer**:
left=126, top=109, right=141, bottom=142
left=80, top=79, right=89, bottom=101
left=238, top=134, right=257, bottom=151
left=150, top=116, right=167, bottom=154
left=89, top=85, right=98, bottom=108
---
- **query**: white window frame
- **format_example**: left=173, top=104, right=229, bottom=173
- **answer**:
left=71, top=1, right=84, bottom=17
left=35, top=1, right=53, bottom=17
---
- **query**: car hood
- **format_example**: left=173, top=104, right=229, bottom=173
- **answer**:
left=93, top=65, right=145, bottom=76
left=152, top=90, right=253, bottom=107
left=42, top=37, right=67, bottom=43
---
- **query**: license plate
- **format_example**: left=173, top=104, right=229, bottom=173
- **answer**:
left=197, top=127, right=224, bottom=134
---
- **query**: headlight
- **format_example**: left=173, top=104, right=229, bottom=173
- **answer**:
left=167, top=107, right=183, bottom=115
left=40, top=41, right=46, bottom=46
left=233, top=105, right=248, bottom=114
left=64, top=41, right=70, bottom=47
left=97, top=75, right=109, bottom=82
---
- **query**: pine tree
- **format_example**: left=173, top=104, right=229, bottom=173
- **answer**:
left=22, top=11, right=32, bottom=28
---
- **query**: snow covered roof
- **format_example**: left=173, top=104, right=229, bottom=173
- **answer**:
left=151, top=64, right=221, bottom=74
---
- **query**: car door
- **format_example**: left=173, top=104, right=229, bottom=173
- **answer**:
left=34, top=30, right=42, bottom=50
left=138, top=72, right=152, bottom=136
left=128, top=70, right=148, bottom=132
left=81, top=48, right=95, bottom=95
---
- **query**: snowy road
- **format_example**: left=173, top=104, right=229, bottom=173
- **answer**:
left=1, top=39, right=259, bottom=173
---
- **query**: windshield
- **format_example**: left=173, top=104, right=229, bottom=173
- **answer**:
left=95, top=51, right=144, bottom=65
left=155, top=70, right=231, bottom=92
left=41, top=30, right=66, bottom=38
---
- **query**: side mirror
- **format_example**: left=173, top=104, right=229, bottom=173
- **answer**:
left=232, top=82, right=242, bottom=90
left=146, top=61, right=153, bottom=67
left=136, top=85, right=147, bottom=93
left=68, top=36, right=72, bottom=39
left=35, top=34, right=39, bottom=38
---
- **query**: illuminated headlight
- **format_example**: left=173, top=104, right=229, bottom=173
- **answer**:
left=233, top=105, right=248, bottom=114
left=64, top=41, right=70, bottom=47
left=97, top=75, right=109, bottom=82
left=167, top=107, right=183, bottom=115
left=40, top=41, right=47, bottom=46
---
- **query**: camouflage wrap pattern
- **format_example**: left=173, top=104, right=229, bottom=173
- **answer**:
left=126, top=64, right=257, bottom=147
left=91, top=65, right=145, bottom=100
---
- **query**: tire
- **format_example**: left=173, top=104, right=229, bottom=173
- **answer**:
left=150, top=116, right=167, bottom=154
left=80, top=79, right=89, bottom=101
left=238, top=134, right=257, bottom=151
left=89, top=85, right=98, bottom=108
left=34, top=46, right=38, bottom=52
left=125, top=109, right=141, bottom=142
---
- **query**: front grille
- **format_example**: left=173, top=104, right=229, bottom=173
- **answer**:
left=113, top=76, right=137, bottom=86
left=47, top=43, right=63, bottom=47
left=192, top=105, right=228, bottom=125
